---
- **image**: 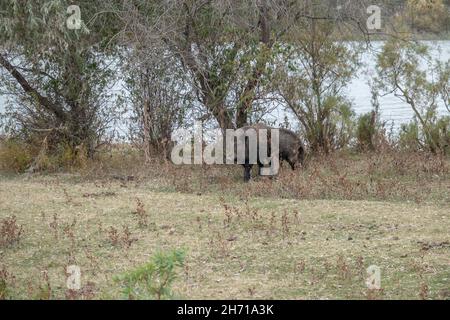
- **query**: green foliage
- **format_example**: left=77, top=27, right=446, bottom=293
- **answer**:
left=405, top=0, right=450, bottom=34
left=0, top=139, right=33, bottom=173
left=428, top=116, right=450, bottom=154
left=356, top=111, right=385, bottom=151
left=357, top=113, right=375, bottom=150
left=399, top=121, right=421, bottom=151
left=375, top=37, right=450, bottom=154
left=0, top=136, right=90, bottom=173
left=0, top=0, right=122, bottom=158
left=115, top=249, right=186, bottom=300
left=276, top=18, right=361, bottom=153
left=324, top=97, right=356, bottom=151
left=399, top=115, right=450, bottom=154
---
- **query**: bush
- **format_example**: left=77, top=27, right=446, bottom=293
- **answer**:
left=0, top=139, right=33, bottom=173
left=115, top=249, right=186, bottom=300
left=0, top=136, right=91, bottom=173
left=399, top=121, right=421, bottom=152
left=325, top=97, right=356, bottom=152
left=429, top=116, right=450, bottom=154
left=356, top=110, right=388, bottom=152
left=405, top=0, right=450, bottom=34
left=399, top=116, right=450, bottom=154
left=294, top=95, right=357, bottom=154
left=357, top=112, right=377, bottom=151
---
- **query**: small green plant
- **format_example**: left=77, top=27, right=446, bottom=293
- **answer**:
left=115, top=249, right=185, bottom=300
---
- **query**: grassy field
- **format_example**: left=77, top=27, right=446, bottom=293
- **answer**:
left=1, top=154, right=449, bottom=299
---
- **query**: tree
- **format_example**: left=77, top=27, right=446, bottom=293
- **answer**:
left=405, top=0, right=450, bottom=34
left=275, top=11, right=361, bottom=154
left=0, top=0, right=121, bottom=162
left=119, top=0, right=307, bottom=130
left=374, top=37, right=450, bottom=153
left=123, top=49, right=191, bottom=161
left=120, top=0, right=375, bottom=134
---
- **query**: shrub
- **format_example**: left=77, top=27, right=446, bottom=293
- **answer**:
left=0, top=139, right=33, bottom=173
left=0, top=136, right=90, bottom=173
left=115, top=249, right=185, bottom=300
left=405, top=0, right=449, bottom=34
left=399, top=116, right=450, bottom=154
left=428, top=116, right=450, bottom=155
left=399, top=122, right=421, bottom=152
left=357, top=112, right=377, bottom=151
left=356, top=110, right=388, bottom=152
left=325, top=97, right=356, bottom=152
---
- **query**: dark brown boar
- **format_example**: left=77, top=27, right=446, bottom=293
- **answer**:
left=234, top=124, right=305, bottom=182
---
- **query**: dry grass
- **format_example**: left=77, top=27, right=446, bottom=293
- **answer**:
left=0, top=168, right=449, bottom=299
left=81, top=148, right=450, bottom=204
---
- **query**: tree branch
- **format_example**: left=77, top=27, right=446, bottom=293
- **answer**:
left=0, top=54, right=66, bottom=121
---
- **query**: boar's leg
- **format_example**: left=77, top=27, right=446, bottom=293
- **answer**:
left=243, top=164, right=253, bottom=182
left=288, top=159, right=296, bottom=171
left=258, top=163, right=264, bottom=176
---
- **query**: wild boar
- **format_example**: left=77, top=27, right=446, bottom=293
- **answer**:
left=232, top=124, right=305, bottom=182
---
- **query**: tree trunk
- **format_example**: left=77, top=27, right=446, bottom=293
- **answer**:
left=0, top=54, right=66, bottom=121
left=142, top=100, right=152, bottom=163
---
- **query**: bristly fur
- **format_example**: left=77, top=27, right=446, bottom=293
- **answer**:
left=236, top=123, right=305, bottom=182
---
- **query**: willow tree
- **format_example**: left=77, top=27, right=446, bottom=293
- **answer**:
left=0, top=0, right=121, bottom=161
left=273, top=0, right=373, bottom=154
left=374, top=37, right=450, bottom=154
